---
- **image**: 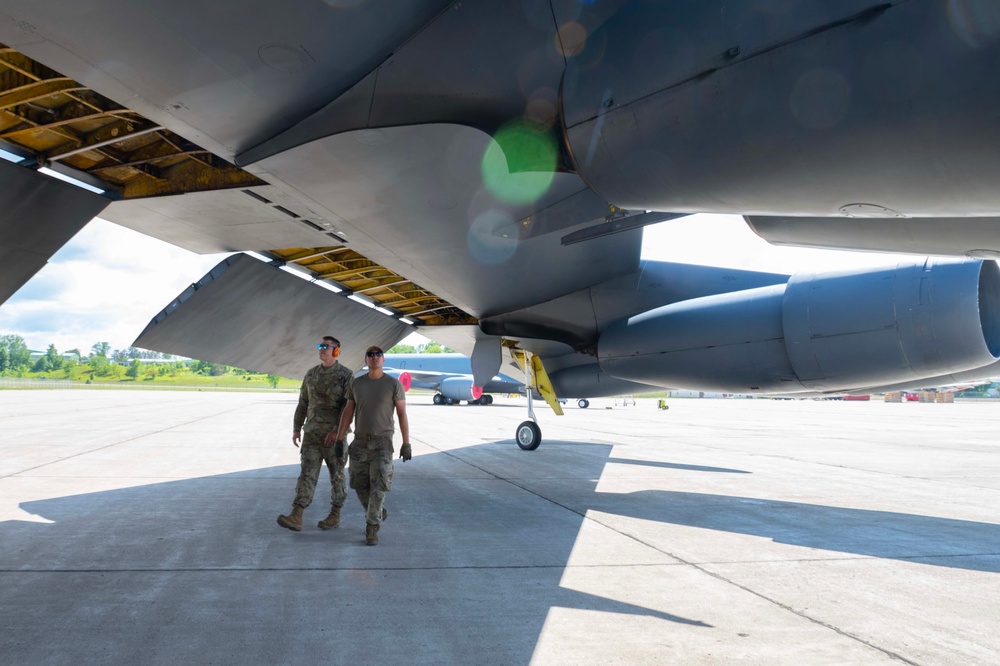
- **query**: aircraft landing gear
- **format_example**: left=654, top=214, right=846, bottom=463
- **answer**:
left=506, top=345, right=563, bottom=450
left=515, top=420, right=541, bottom=450
left=437, top=393, right=492, bottom=405
left=511, top=349, right=545, bottom=450
left=577, top=398, right=590, bottom=409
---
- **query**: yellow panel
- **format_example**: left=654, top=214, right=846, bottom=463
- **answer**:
left=530, top=354, right=564, bottom=416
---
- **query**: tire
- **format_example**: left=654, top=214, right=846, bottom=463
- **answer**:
left=485, top=395, right=493, bottom=405
left=515, top=421, right=542, bottom=450
left=577, top=399, right=590, bottom=409
left=433, top=394, right=444, bottom=405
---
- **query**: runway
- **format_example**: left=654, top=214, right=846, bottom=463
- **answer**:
left=1, top=390, right=998, bottom=664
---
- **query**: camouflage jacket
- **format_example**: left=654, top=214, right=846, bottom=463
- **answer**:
left=294, top=362, right=354, bottom=435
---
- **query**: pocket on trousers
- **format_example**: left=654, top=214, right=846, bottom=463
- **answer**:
left=376, top=457, right=394, bottom=492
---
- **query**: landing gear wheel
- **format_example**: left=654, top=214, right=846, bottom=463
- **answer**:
left=485, top=395, right=493, bottom=405
left=577, top=399, right=590, bottom=409
left=433, top=394, right=444, bottom=405
left=515, top=421, right=542, bottom=451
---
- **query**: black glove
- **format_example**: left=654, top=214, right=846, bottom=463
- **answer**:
left=399, top=443, right=412, bottom=462
left=334, top=439, right=345, bottom=458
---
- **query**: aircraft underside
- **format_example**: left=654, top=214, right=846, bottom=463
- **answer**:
left=3, top=1, right=1000, bottom=448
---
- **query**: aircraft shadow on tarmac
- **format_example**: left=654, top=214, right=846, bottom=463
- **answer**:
left=2, top=439, right=997, bottom=661
left=605, top=457, right=751, bottom=474
left=440, top=440, right=1000, bottom=575
left=1, top=440, right=707, bottom=663
left=577, top=487, right=1000, bottom=573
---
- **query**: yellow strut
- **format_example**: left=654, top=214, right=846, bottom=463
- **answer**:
left=509, top=347, right=564, bottom=416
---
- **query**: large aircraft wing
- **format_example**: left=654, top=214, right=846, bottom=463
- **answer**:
left=133, top=253, right=410, bottom=377
left=8, top=2, right=1000, bottom=450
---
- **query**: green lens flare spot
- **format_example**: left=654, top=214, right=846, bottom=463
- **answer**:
left=481, top=122, right=557, bottom=204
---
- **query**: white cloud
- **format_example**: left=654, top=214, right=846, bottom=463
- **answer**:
left=0, top=218, right=229, bottom=353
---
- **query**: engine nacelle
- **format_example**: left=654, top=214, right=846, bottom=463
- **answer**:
left=598, top=259, right=1000, bottom=394
left=439, top=376, right=483, bottom=402
left=548, top=364, right=663, bottom=399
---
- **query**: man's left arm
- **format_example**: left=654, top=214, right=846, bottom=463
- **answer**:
left=396, top=399, right=411, bottom=461
left=292, top=376, right=309, bottom=448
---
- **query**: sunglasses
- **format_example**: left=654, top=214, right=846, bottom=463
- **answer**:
left=366, top=351, right=384, bottom=358
left=317, top=343, right=331, bottom=350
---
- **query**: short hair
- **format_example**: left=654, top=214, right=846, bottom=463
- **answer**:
left=323, top=336, right=340, bottom=348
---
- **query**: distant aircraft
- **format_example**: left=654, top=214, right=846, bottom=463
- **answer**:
left=5, top=3, right=1000, bottom=450
left=379, top=353, right=592, bottom=408
left=382, top=353, right=519, bottom=406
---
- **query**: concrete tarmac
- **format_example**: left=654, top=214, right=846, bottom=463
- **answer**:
left=1, top=389, right=999, bottom=665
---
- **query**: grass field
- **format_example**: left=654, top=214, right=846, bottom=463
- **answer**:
left=1, top=363, right=301, bottom=391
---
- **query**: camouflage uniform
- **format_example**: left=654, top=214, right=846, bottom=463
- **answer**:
left=347, top=373, right=405, bottom=525
left=349, top=433, right=395, bottom=524
left=291, top=362, right=354, bottom=509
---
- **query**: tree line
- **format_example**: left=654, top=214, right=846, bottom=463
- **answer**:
left=0, top=334, right=175, bottom=374
left=387, top=342, right=453, bottom=354
left=0, top=334, right=289, bottom=386
left=1, top=334, right=454, bottom=387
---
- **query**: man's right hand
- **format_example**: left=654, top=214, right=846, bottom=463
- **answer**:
left=292, top=431, right=301, bottom=448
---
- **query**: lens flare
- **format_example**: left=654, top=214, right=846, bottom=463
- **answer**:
left=480, top=120, right=557, bottom=204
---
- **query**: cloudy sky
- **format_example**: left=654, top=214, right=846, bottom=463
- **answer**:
left=0, top=219, right=229, bottom=354
left=0, top=212, right=908, bottom=354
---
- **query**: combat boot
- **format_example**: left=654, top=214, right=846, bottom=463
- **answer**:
left=317, top=506, right=341, bottom=530
left=277, top=505, right=303, bottom=531
left=365, top=522, right=379, bottom=546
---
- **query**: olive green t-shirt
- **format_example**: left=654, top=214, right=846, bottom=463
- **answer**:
left=349, top=373, right=405, bottom=437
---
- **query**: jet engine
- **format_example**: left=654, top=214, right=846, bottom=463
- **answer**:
left=398, top=371, right=412, bottom=392
left=599, top=259, right=1000, bottom=394
left=439, top=376, right=483, bottom=402
left=547, top=364, right=662, bottom=400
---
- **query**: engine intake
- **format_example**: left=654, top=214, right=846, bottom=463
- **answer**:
left=440, top=376, right=483, bottom=402
left=598, top=259, right=1000, bottom=393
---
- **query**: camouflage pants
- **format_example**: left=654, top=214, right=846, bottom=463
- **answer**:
left=293, top=431, right=347, bottom=509
left=348, top=433, right=394, bottom=525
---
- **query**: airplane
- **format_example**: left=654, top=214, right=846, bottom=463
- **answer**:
left=380, top=352, right=594, bottom=408
left=383, top=353, right=524, bottom=406
left=4, top=2, right=1000, bottom=451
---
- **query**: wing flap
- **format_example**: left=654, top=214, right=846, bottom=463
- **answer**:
left=133, top=253, right=410, bottom=378
left=0, top=160, right=109, bottom=305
